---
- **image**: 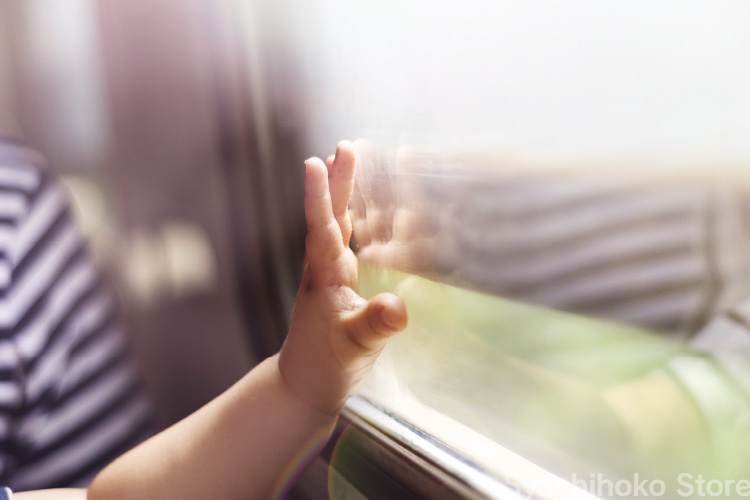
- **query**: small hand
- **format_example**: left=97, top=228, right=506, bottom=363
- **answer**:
left=278, top=141, right=408, bottom=416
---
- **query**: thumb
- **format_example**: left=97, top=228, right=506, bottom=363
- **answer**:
left=343, top=293, right=407, bottom=352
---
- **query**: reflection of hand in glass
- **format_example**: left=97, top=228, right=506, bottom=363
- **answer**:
left=349, top=141, right=437, bottom=278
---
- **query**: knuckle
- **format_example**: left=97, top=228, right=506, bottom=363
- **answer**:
left=306, top=231, right=343, bottom=263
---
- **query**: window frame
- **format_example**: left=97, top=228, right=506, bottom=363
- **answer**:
left=287, top=396, right=597, bottom=500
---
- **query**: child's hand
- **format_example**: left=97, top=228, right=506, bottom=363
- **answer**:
left=86, top=142, right=405, bottom=499
left=278, top=141, right=408, bottom=416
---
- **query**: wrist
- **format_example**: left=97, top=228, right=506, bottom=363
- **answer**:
left=273, top=352, right=344, bottom=420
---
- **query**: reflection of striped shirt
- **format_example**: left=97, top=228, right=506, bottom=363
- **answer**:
left=0, top=141, right=153, bottom=489
left=421, top=167, right=750, bottom=339
left=403, top=163, right=750, bottom=478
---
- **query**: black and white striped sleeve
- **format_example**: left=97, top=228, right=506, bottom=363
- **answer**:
left=0, top=153, right=154, bottom=490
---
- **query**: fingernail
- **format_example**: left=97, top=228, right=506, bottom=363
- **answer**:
left=380, top=306, right=396, bottom=329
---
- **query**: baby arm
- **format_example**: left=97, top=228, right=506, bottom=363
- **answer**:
left=82, top=141, right=407, bottom=500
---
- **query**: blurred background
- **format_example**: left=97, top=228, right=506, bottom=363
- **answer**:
left=2, top=0, right=750, bottom=497
left=1, top=0, right=312, bottom=425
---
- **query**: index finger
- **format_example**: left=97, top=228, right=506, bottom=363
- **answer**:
left=304, top=157, right=345, bottom=273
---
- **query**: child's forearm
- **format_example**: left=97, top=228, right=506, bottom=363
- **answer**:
left=87, top=354, right=336, bottom=500
left=15, top=490, right=87, bottom=500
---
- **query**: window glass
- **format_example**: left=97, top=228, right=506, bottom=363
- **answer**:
left=353, top=148, right=750, bottom=499
left=236, top=1, right=750, bottom=497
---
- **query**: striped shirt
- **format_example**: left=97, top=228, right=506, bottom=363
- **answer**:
left=0, top=141, right=153, bottom=489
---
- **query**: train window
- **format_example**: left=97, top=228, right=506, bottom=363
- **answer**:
left=233, top=0, right=750, bottom=498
